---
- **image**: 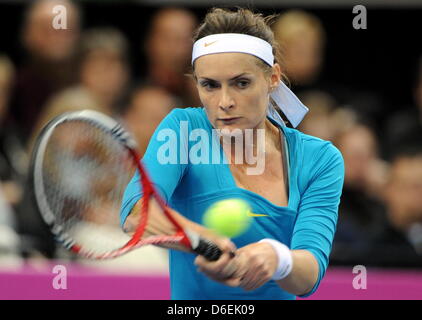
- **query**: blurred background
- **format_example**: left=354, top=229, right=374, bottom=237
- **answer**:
left=0, top=0, right=421, bottom=289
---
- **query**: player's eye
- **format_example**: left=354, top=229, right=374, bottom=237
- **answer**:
left=236, top=79, right=250, bottom=89
left=200, top=80, right=219, bottom=90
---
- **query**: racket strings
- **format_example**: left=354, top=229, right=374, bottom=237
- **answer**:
left=40, top=121, right=136, bottom=254
left=37, top=118, right=192, bottom=259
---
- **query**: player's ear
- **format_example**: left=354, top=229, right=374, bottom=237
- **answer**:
left=270, top=63, right=282, bottom=88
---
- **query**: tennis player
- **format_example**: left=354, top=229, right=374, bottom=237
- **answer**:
left=121, top=8, right=344, bottom=300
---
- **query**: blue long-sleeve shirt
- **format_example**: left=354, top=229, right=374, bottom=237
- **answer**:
left=121, top=107, right=344, bottom=300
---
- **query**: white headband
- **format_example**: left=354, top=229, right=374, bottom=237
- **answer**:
left=192, top=33, right=274, bottom=66
left=192, top=33, right=309, bottom=128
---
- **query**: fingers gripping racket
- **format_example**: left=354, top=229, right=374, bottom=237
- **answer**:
left=31, top=110, right=222, bottom=261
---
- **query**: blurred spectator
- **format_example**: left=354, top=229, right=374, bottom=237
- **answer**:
left=342, top=140, right=422, bottom=268
left=336, top=122, right=389, bottom=199
left=0, top=189, right=21, bottom=265
left=17, top=27, right=130, bottom=259
left=0, top=55, right=22, bottom=263
left=10, top=0, right=80, bottom=142
left=30, top=27, right=130, bottom=148
left=331, top=120, right=389, bottom=265
left=76, top=27, right=130, bottom=113
left=273, top=10, right=383, bottom=126
left=381, top=141, right=422, bottom=257
left=0, top=55, right=13, bottom=125
left=384, top=56, right=422, bottom=159
left=272, top=10, right=325, bottom=87
left=143, top=7, right=200, bottom=107
left=122, top=86, right=174, bottom=156
left=297, top=90, right=338, bottom=141
left=0, top=55, right=26, bottom=212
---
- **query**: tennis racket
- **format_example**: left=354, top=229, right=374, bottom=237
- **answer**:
left=31, top=110, right=223, bottom=261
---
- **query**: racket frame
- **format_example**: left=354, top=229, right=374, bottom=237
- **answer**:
left=31, top=110, right=194, bottom=259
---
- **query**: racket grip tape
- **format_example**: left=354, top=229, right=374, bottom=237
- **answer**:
left=193, top=238, right=223, bottom=261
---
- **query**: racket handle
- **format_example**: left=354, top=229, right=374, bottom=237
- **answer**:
left=193, top=238, right=223, bottom=261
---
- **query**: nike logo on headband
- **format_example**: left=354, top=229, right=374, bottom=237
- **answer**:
left=204, top=40, right=218, bottom=47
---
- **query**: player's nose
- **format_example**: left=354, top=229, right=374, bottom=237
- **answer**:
left=218, top=86, right=235, bottom=111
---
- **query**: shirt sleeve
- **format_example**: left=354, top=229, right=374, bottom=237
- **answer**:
left=290, top=142, right=345, bottom=297
left=120, top=109, right=189, bottom=226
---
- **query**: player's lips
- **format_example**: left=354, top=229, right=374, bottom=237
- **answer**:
left=218, top=117, right=241, bottom=125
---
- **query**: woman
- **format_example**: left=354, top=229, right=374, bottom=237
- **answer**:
left=121, top=8, right=344, bottom=300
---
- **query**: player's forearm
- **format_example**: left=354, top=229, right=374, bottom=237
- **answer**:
left=275, top=249, right=319, bottom=296
left=167, top=206, right=225, bottom=242
left=125, top=198, right=225, bottom=245
left=126, top=198, right=201, bottom=234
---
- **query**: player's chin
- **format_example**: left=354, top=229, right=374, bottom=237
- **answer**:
left=215, top=124, right=249, bottom=137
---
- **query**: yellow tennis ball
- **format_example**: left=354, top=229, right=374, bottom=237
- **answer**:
left=203, top=199, right=252, bottom=238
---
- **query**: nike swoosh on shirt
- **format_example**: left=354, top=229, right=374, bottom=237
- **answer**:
left=248, top=212, right=269, bottom=217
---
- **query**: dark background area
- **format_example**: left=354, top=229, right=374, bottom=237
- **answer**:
left=0, top=0, right=421, bottom=273
left=0, top=2, right=421, bottom=115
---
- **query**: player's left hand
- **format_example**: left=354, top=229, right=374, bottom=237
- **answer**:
left=232, top=242, right=279, bottom=291
left=194, top=237, right=241, bottom=287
